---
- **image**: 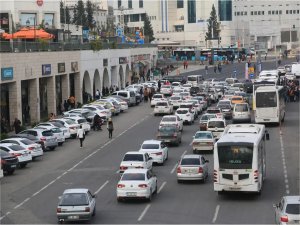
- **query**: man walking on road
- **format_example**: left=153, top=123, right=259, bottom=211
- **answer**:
left=107, top=118, right=114, bottom=139
left=77, top=125, right=85, bottom=148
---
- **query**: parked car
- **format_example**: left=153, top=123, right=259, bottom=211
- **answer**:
left=36, top=126, right=65, bottom=146
left=82, top=105, right=111, bottom=119
left=175, top=108, right=194, bottom=125
left=64, top=116, right=91, bottom=134
left=232, top=103, right=251, bottom=123
left=0, top=138, right=43, bottom=159
left=139, top=140, right=168, bottom=165
left=156, top=125, right=182, bottom=146
left=192, top=131, right=215, bottom=153
left=119, top=152, right=153, bottom=174
left=110, top=97, right=128, bottom=112
left=63, top=108, right=96, bottom=124
left=154, top=101, right=173, bottom=116
left=19, top=128, right=58, bottom=151
left=9, top=133, right=41, bottom=145
left=57, top=188, right=96, bottom=223
left=0, top=149, right=18, bottom=175
left=38, top=122, right=71, bottom=139
left=0, top=143, right=32, bottom=168
left=273, top=195, right=300, bottom=225
left=50, top=118, right=80, bottom=139
left=117, top=169, right=157, bottom=202
left=176, top=154, right=209, bottom=183
left=159, top=115, right=183, bottom=131
left=111, top=90, right=136, bottom=106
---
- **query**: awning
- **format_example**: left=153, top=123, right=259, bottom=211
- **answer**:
left=3, top=27, right=55, bottom=40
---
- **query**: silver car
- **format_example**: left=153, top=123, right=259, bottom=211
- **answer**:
left=273, top=196, right=300, bottom=225
left=57, top=188, right=96, bottom=223
left=176, top=155, right=209, bottom=183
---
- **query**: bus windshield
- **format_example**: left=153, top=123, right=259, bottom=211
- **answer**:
left=217, top=145, right=253, bottom=169
left=188, top=77, right=197, bottom=81
left=256, top=92, right=277, bottom=107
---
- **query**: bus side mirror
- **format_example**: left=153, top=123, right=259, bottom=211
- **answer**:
left=265, top=132, right=270, bottom=140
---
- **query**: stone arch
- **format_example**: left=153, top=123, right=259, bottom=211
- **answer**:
left=93, top=69, right=101, bottom=97
left=82, top=71, right=92, bottom=104
left=119, top=65, right=124, bottom=89
left=125, top=64, right=130, bottom=85
left=103, top=68, right=110, bottom=89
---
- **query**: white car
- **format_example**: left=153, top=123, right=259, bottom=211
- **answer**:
left=51, top=118, right=80, bottom=138
left=139, top=140, right=168, bottom=165
left=154, top=101, right=173, bottom=116
left=172, top=88, right=185, bottom=96
left=83, top=105, right=111, bottom=119
left=179, top=92, right=192, bottom=100
left=0, top=143, right=32, bottom=168
left=117, top=169, right=157, bottom=202
left=119, top=152, right=153, bottom=174
left=175, top=108, right=194, bottom=125
left=192, top=131, right=215, bottom=153
left=64, top=116, right=91, bottom=133
left=0, top=138, right=43, bottom=159
left=171, top=82, right=181, bottom=88
left=111, top=97, right=129, bottom=112
left=206, top=118, right=226, bottom=140
left=151, top=94, right=166, bottom=107
left=182, top=84, right=192, bottom=92
left=159, top=115, right=183, bottom=131
left=36, top=126, right=65, bottom=146
left=169, top=96, right=183, bottom=109
left=38, top=122, right=71, bottom=139
left=160, top=85, right=173, bottom=96
left=179, top=102, right=197, bottom=119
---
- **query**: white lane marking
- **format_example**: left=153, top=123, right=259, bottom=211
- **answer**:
left=279, top=133, right=290, bottom=195
left=189, top=141, right=193, bottom=146
left=94, top=180, right=109, bottom=194
left=212, top=205, right=220, bottom=223
left=0, top=211, right=11, bottom=221
left=0, top=114, right=150, bottom=221
left=170, top=163, right=178, bottom=174
left=137, top=204, right=151, bottom=221
left=157, top=181, right=167, bottom=194
left=181, top=150, right=187, bottom=158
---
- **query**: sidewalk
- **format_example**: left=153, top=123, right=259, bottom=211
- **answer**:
left=169, top=64, right=207, bottom=76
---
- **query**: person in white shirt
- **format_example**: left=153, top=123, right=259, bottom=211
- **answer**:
left=77, top=125, right=85, bottom=148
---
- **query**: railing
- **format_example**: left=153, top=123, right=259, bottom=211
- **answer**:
left=0, top=41, right=157, bottom=53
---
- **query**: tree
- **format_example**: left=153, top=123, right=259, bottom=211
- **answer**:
left=74, top=0, right=87, bottom=27
left=143, top=14, right=154, bottom=42
left=60, top=0, right=65, bottom=23
left=66, top=6, right=71, bottom=24
left=205, top=4, right=220, bottom=41
left=86, top=0, right=94, bottom=29
left=72, top=6, right=78, bottom=24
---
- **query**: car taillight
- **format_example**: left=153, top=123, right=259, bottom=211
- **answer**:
left=85, top=207, right=90, bottom=212
left=40, top=137, right=46, bottom=141
left=198, top=167, right=203, bottom=173
left=12, top=153, right=22, bottom=157
left=28, top=147, right=34, bottom=151
left=120, top=166, right=128, bottom=171
left=138, top=184, right=148, bottom=188
left=214, top=170, right=218, bottom=182
left=56, top=208, right=61, bottom=213
left=173, top=134, right=177, bottom=137
left=280, top=216, right=288, bottom=223
left=254, top=170, right=259, bottom=182
left=177, top=167, right=181, bottom=173
left=1, top=159, right=6, bottom=164
left=155, top=152, right=163, bottom=155
left=117, top=184, right=125, bottom=188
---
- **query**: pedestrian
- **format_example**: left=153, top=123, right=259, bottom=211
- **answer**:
left=144, top=87, right=149, bottom=102
left=149, top=88, right=153, bottom=103
left=158, top=80, right=161, bottom=93
left=214, top=65, right=217, bottom=73
left=49, top=113, right=55, bottom=121
left=13, top=118, right=22, bottom=134
left=125, top=81, right=129, bottom=87
left=107, top=118, right=114, bottom=139
left=77, top=125, right=85, bottom=148
left=265, top=52, right=268, bottom=61
left=63, top=100, right=69, bottom=112
left=95, top=89, right=100, bottom=100
left=205, top=65, right=208, bottom=75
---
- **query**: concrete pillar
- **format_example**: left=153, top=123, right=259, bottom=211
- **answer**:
left=61, top=74, right=69, bottom=102
left=74, top=72, right=81, bottom=104
left=47, top=76, right=56, bottom=115
left=29, top=78, right=40, bottom=123
left=9, top=81, right=22, bottom=126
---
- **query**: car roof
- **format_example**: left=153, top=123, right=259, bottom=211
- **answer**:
left=142, top=140, right=161, bottom=144
left=1, top=137, right=26, bottom=142
left=283, top=196, right=300, bottom=204
left=30, top=127, right=51, bottom=131
left=195, top=131, right=213, bottom=134
left=125, top=151, right=145, bottom=155
left=182, top=154, right=202, bottom=159
left=63, top=188, right=89, bottom=194
left=208, top=118, right=225, bottom=122
left=0, top=143, right=18, bottom=147
left=123, top=168, right=148, bottom=174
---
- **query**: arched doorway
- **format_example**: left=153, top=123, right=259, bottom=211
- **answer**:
left=93, top=69, right=101, bottom=98
left=119, top=66, right=124, bottom=89
left=82, top=71, right=92, bottom=104
left=102, top=68, right=110, bottom=90
left=125, top=64, right=130, bottom=86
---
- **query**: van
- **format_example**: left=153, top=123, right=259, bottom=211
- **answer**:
left=112, top=91, right=136, bottom=106
left=291, top=64, right=300, bottom=78
left=225, top=78, right=239, bottom=85
left=206, top=118, right=226, bottom=140
left=232, top=103, right=251, bottom=123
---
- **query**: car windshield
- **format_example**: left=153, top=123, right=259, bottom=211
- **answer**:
left=176, top=109, right=188, bottom=114
left=171, top=97, right=181, bottom=100
left=65, top=120, right=76, bottom=125
left=121, top=173, right=145, bottom=181
left=156, top=102, right=168, bottom=106
left=162, top=117, right=176, bottom=122
left=42, top=130, right=53, bottom=136
left=8, top=145, right=25, bottom=151
left=235, top=104, right=248, bottom=112
left=142, top=144, right=160, bottom=149
left=123, top=154, right=144, bottom=161
left=285, top=204, right=300, bottom=215
left=59, top=193, right=89, bottom=206
left=208, top=121, right=225, bottom=128
left=195, top=132, right=213, bottom=139
left=20, top=139, right=35, bottom=145
left=181, top=158, right=200, bottom=165
left=153, top=95, right=163, bottom=99
left=51, top=128, right=62, bottom=133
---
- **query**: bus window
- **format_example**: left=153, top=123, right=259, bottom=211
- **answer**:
left=256, top=92, right=277, bottom=107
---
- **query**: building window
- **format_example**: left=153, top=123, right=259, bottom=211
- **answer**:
left=251, top=11, right=253, bottom=15
left=118, top=0, right=122, bottom=8
left=276, top=10, right=278, bottom=14
left=262, top=11, right=264, bottom=15
left=129, top=14, right=139, bottom=22
left=139, top=0, right=143, bottom=8
left=272, top=11, right=274, bottom=15
left=234, top=12, right=237, bottom=16
left=286, top=10, right=289, bottom=14
left=258, top=11, right=261, bottom=15
left=254, top=11, right=257, bottom=15
left=177, top=0, right=184, bottom=8
left=290, top=10, right=292, bottom=14
left=124, top=15, right=129, bottom=23
left=293, top=10, right=296, bottom=14
left=241, top=12, right=243, bottom=15
left=128, top=0, right=132, bottom=9
left=219, top=0, right=232, bottom=21
left=268, top=11, right=271, bottom=15
left=237, top=12, right=240, bottom=16
left=297, top=10, right=300, bottom=14
left=141, top=13, right=146, bottom=21
left=187, top=0, right=196, bottom=23
left=279, top=10, right=282, bottom=14
left=244, top=11, right=247, bottom=15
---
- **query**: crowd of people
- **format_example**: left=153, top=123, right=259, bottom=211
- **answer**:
left=285, top=79, right=300, bottom=102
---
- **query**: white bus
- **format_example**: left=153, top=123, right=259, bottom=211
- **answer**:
left=187, top=75, right=203, bottom=87
left=214, top=124, right=269, bottom=194
left=254, top=85, right=285, bottom=125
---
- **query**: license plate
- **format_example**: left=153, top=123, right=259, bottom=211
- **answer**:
left=10, top=165, right=16, bottom=168
left=68, top=215, right=79, bottom=220
left=159, top=110, right=164, bottom=113
left=23, top=153, right=28, bottom=156
left=229, top=186, right=241, bottom=190
left=126, top=192, right=137, bottom=197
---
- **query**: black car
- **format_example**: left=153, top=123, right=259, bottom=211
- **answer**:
left=157, top=125, right=182, bottom=146
left=190, top=87, right=201, bottom=96
left=0, top=150, right=18, bottom=175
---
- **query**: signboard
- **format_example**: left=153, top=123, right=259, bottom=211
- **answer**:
left=1, top=67, right=13, bottom=80
left=58, top=63, right=65, bottom=73
left=245, top=63, right=248, bottom=79
left=103, top=59, right=108, bottom=67
left=82, top=28, right=89, bottom=42
left=71, top=62, right=78, bottom=72
left=119, top=57, right=127, bottom=64
left=42, top=64, right=51, bottom=75
left=248, top=67, right=255, bottom=79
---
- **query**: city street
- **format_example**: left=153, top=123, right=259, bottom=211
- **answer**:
left=1, top=62, right=299, bottom=223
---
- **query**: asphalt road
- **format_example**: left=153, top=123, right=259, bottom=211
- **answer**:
left=0, top=61, right=299, bottom=224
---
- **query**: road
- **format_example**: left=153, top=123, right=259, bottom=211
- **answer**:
left=0, top=60, right=299, bottom=224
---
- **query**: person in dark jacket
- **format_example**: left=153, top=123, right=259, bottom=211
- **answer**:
left=13, top=118, right=22, bottom=134
left=107, top=118, right=114, bottom=139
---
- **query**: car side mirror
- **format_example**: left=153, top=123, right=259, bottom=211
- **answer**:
left=265, top=132, right=270, bottom=140
left=273, top=203, right=278, bottom=208
left=58, top=196, right=62, bottom=200
left=92, top=194, right=97, bottom=198
left=192, top=136, right=195, bottom=138
left=205, top=160, right=209, bottom=163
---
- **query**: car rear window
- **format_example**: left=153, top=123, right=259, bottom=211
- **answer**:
left=207, top=109, right=221, bottom=114
left=78, top=119, right=87, bottom=123
left=153, top=95, right=163, bottom=99
left=0, top=149, right=11, bottom=157
left=65, top=120, right=76, bottom=125
left=232, top=97, right=242, bottom=101
left=176, top=109, right=188, bottom=114
left=21, top=139, right=35, bottom=145
left=195, top=132, right=213, bottom=139
left=142, top=144, right=159, bottom=149
left=8, top=145, right=25, bottom=151
left=162, top=117, right=176, bottom=122
left=59, top=193, right=88, bottom=206
left=118, top=92, right=129, bottom=98
left=181, top=158, right=200, bottom=165
left=51, top=128, right=62, bottom=133
left=42, top=130, right=53, bottom=136
left=235, top=104, right=248, bottom=112
left=156, top=102, right=167, bottom=106
left=171, top=97, right=180, bottom=100
left=121, top=173, right=145, bottom=181
left=123, top=154, right=144, bottom=161
left=208, top=121, right=225, bottom=128
left=285, top=204, right=300, bottom=215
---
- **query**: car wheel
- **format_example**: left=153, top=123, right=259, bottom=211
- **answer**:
left=49, top=147, right=56, bottom=151
left=148, top=190, right=152, bottom=202
left=92, top=207, right=96, bottom=216
left=19, top=163, right=27, bottom=168
left=154, top=182, right=158, bottom=194
left=177, top=179, right=182, bottom=184
left=7, top=169, right=15, bottom=175
left=58, top=142, right=63, bottom=146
